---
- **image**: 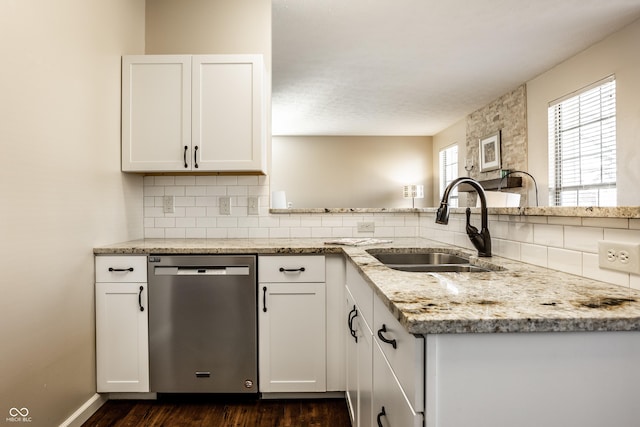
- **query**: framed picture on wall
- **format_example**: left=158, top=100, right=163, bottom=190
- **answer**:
left=479, top=131, right=501, bottom=172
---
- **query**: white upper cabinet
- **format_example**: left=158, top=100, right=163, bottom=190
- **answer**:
left=122, top=55, right=191, bottom=172
left=122, top=55, right=266, bottom=173
left=192, top=56, right=265, bottom=172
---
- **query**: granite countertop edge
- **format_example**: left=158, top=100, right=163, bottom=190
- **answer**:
left=94, top=238, right=640, bottom=335
left=269, top=206, right=640, bottom=218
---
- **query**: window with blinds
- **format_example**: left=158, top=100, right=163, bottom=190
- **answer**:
left=439, top=144, right=458, bottom=207
left=548, top=76, right=616, bottom=206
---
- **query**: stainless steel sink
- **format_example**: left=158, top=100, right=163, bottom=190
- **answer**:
left=370, top=252, right=469, bottom=266
left=366, top=250, right=500, bottom=273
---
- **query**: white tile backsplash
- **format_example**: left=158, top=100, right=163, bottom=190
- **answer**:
left=547, top=247, right=582, bottom=276
left=564, top=226, right=603, bottom=253
left=547, top=216, right=582, bottom=226
left=520, top=243, right=548, bottom=267
left=603, top=228, right=640, bottom=243
left=419, top=211, right=637, bottom=289
left=582, top=253, right=630, bottom=287
left=143, top=175, right=424, bottom=240
left=143, top=176, right=636, bottom=289
left=582, top=217, right=629, bottom=229
left=533, top=224, right=564, bottom=247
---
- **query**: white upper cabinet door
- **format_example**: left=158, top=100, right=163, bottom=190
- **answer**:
left=192, top=55, right=265, bottom=172
left=122, top=55, right=192, bottom=172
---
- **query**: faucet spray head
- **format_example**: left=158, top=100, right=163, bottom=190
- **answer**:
left=435, top=202, right=450, bottom=225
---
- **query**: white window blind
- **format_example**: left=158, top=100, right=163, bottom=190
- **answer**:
left=439, top=144, right=458, bottom=207
left=548, top=76, right=616, bottom=206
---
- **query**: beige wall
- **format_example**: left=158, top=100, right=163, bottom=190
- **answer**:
left=432, top=118, right=467, bottom=206
left=272, top=136, right=433, bottom=208
left=0, top=1, right=145, bottom=425
left=145, top=0, right=272, bottom=170
left=527, top=18, right=640, bottom=206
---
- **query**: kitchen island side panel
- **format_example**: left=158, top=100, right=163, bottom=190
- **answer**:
left=425, top=331, right=640, bottom=427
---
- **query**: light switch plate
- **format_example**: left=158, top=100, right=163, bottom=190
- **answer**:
left=219, top=196, right=231, bottom=215
left=163, top=196, right=174, bottom=214
left=248, top=196, right=259, bottom=215
left=357, top=221, right=375, bottom=232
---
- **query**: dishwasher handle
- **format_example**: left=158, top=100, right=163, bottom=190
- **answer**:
left=154, top=266, right=250, bottom=276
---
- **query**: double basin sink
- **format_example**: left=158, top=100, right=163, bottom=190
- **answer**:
left=367, top=250, right=502, bottom=273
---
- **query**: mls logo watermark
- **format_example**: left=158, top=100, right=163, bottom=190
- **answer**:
left=6, top=407, right=32, bottom=423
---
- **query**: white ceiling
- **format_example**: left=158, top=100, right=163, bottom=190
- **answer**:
left=272, top=0, right=640, bottom=136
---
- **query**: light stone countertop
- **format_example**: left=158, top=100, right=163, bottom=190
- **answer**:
left=270, top=206, right=640, bottom=218
left=94, top=237, right=640, bottom=335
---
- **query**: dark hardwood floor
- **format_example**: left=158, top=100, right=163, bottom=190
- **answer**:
left=82, top=395, right=352, bottom=427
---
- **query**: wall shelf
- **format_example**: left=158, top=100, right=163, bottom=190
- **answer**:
left=458, top=177, right=522, bottom=192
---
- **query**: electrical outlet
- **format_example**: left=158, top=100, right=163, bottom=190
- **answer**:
left=248, top=196, right=259, bottom=215
left=163, top=196, right=175, bottom=214
left=219, top=196, right=231, bottom=215
left=357, top=221, right=375, bottom=233
left=598, top=241, right=640, bottom=274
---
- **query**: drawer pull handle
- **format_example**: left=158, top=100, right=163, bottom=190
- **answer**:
left=138, top=286, right=145, bottom=312
left=194, top=145, right=199, bottom=169
left=376, top=406, right=386, bottom=427
left=183, top=145, right=188, bottom=168
left=348, top=305, right=358, bottom=343
left=262, top=286, right=268, bottom=312
left=377, top=324, right=397, bottom=349
left=279, top=267, right=306, bottom=273
left=108, top=267, right=134, bottom=272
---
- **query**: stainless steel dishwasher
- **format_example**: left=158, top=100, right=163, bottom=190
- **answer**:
left=147, top=255, right=257, bottom=394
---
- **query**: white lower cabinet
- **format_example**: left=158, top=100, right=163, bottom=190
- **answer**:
left=95, top=256, right=149, bottom=393
left=345, top=263, right=375, bottom=427
left=373, top=295, right=424, bottom=413
left=345, top=292, right=359, bottom=422
left=258, top=256, right=327, bottom=393
left=346, top=261, right=425, bottom=426
left=356, top=315, right=373, bottom=427
left=373, top=342, right=422, bottom=427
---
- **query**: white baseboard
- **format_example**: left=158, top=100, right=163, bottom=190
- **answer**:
left=109, top=392, right=157, bottom=400
left=59, top=393, right=108, bottom=427
left=260, top=391, right=345, bottom=400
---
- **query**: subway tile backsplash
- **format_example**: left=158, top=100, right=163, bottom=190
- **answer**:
left=143, top=176, right=639, bottom=289
left=143, top=176, right=418, bottom=240
left=420, top=212, right=639, bottom=289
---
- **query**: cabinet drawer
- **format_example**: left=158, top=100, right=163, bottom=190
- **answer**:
left=96, top=256, right=147, bottom=283
left=373, top=342, right=423, bottom=427
left=259, top=255, right=325, bottom=283
left=374, top=295, right=424, bottom=411
left=346, top=262, right=373, bottom=327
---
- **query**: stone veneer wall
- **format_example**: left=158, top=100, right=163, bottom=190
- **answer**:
left=466, top=84, right=529, bottom=206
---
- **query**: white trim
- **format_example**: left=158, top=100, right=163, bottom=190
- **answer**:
left=548, top=74, right=615, bottom=106
left=58, top=393, right=107, bottom=427
left=260, top=391, right=345, bottom=400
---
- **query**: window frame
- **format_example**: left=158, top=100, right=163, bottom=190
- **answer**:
left=548, top=75, right=617, bottom=207
left=439, top=144, right=459, bottom=208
